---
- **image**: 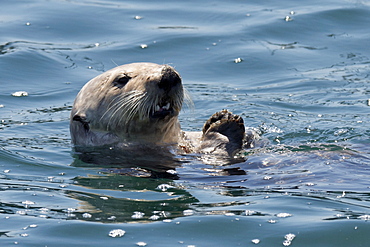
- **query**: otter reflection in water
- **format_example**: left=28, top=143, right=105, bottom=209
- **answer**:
left=70, top=63, right=256, bottom=174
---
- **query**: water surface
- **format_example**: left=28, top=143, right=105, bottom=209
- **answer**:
left=1, top=0, right=370, bottom=246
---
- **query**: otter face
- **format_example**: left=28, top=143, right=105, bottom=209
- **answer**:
left=70, top=63, right=187, bottom=145
left=108, top=63, right=184, bottom=122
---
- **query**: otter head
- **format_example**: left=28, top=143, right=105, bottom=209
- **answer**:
left=70, top=63, right=186, bottom=146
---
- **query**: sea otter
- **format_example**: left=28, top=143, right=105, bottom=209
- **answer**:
left=70, top=62, right=248, bottom=159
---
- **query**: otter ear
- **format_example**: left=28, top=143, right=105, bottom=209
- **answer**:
left=72, top=114, right=90, bottom=131
left=112, top=74, right=131, bottom=88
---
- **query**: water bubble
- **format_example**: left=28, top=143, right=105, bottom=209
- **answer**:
left=132, top=211, right=145, bottom=219
left=251, top=239, right=260, bottom=244
left=12, top=91, right=28, bottom=97
left=166, top=169, right=177, bottom=174
left=285, top=233, right=296, bottom=241
left=22, top=201, right=35, bottom=208
left=225, top=212, right=235, bottom=216
left=276, top=213, right=292, bottom=218
left=282, top=233, right=296, bottom=246
left=284, top=16, right=293, bottom=21
left=234, top=58, right=243, bottom=63
left=334, top=129, right=348, bottom=136
left=108, top=229, right=125, bottom=238
left=283, top=240, right=291, bottom=246
left=156, top=184, right=174, bottom=191
left=358, top=215, right=370, bottom=220
left=245, top=210, right=256, bottom=216
left=337, top=191, right=346, bottom=198
left=82, top=213, right=92, bottom=218
left=183, top=209, right=194, bottom=216
left=107, top=216, right=116, bottom=220
left=267, top=126, right=283, bottom=133
left=39, top=207, right=49, bottom=212
left=149, top=215, right=160, bottom=220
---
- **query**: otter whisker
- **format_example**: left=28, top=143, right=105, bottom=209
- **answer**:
left=128, top=93, right=147, bottom=121
left=105, top=96, right=129, bottom=126
left=103, top=91, right=146, bottom=130
left=183, top=88, right=193, bottom=110
left=143, top=97, right=152, bottom=120
left=123, top=96, right=143, bottom=124
left=100, top=93, right=128, bottom=122
left=117, top=93, right=145, bottom=125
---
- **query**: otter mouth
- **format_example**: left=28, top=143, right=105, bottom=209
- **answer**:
left=150, top=102, right=174, bottom=119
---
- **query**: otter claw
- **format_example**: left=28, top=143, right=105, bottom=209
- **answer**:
left=201, top=110, right=246, bottom=155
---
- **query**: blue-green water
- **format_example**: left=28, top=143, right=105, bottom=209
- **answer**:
left=1, top=0, right=370, bottom=246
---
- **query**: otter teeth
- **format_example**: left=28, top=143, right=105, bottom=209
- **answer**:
left=155, top=103, right=171, bottom=112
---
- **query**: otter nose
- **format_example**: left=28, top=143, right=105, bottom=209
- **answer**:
left=158, top=66, right=181, bottom=92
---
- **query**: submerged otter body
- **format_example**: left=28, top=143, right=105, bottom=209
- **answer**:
left=70, top=62, right=249, bottom=160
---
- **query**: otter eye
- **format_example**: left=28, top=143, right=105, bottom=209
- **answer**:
left=113, top=75, right=131, bottom=88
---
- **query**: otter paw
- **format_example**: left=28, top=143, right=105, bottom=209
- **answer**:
left=202, top=109, right=245, bottom=146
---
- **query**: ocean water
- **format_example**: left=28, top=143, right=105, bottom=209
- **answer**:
left=1, top=0, right=370, bottom=246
